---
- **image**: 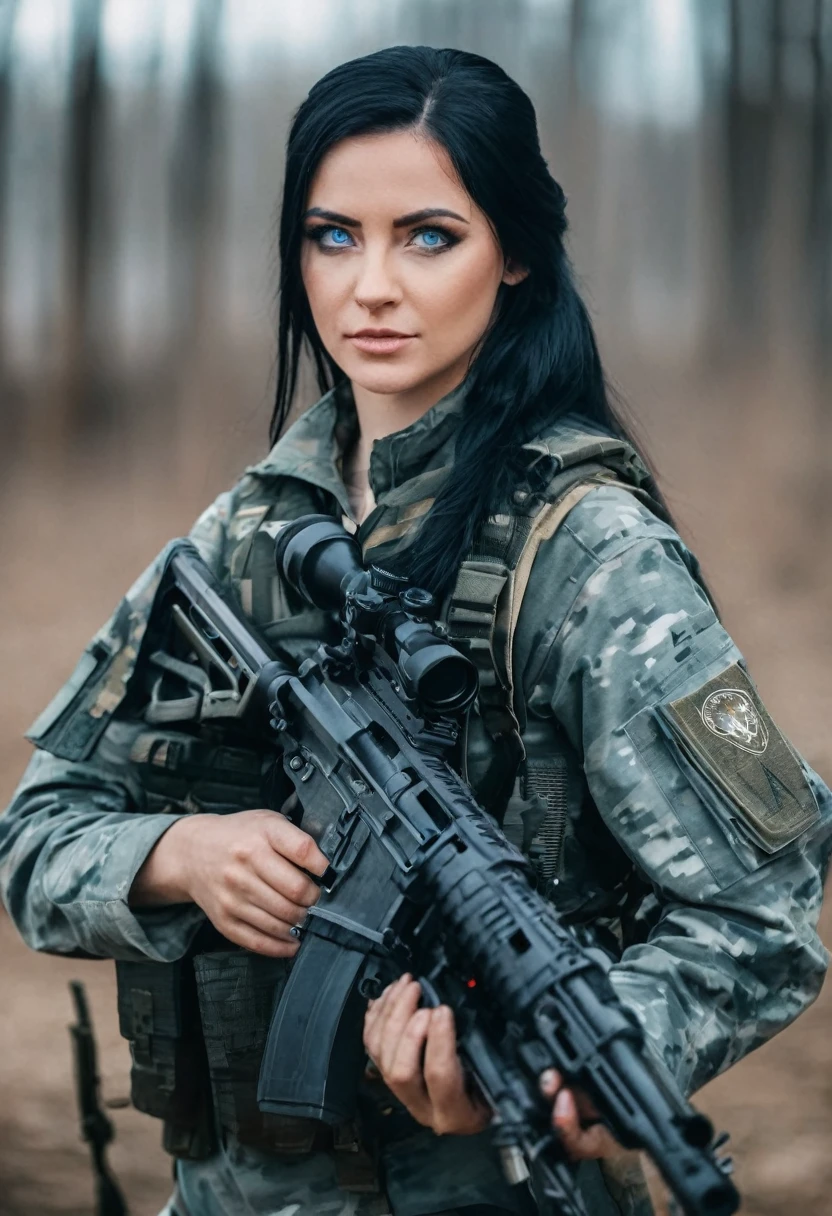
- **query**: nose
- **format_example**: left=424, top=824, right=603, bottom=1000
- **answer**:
left=353, top=246, right=402, bottom=313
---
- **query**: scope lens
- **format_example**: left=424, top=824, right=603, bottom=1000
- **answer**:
left=275, top=515, right=364, bottom=609
left=399, top=644, right=478, bottom=714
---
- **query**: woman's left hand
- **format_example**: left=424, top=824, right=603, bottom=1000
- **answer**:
left=362, top=974, right=491, bottom=1135
left=363, top=975, right=623, bottom=1159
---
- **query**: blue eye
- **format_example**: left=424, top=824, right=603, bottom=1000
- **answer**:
left=324, top=227, right=353, bottom=247
left=413, top=229, right=447, bottom=249
left=306, top=225, right=355, bottom=249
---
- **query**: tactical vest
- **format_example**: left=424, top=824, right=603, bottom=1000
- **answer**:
left=114, top=425, right=665, bottom=1167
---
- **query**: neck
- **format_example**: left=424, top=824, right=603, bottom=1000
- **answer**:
left=349, top=363, right=468, bottom=451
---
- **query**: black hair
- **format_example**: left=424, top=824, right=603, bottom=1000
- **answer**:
left=272, top=45, right=661, bottom=594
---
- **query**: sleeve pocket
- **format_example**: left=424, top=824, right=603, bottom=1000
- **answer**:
left=25, top=638, right=114, bottom=761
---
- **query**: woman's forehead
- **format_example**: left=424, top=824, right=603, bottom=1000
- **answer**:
left=305, top=130, right=472, bottom=220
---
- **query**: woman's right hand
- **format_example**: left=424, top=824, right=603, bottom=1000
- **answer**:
left=129, top=809, right=329, bottom=957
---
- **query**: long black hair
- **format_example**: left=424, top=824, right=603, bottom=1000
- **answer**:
left=272, top=45, right=651, bottom=594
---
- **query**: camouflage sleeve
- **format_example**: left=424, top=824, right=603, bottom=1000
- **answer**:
left=521, top=484, right=832, bottom=1096
left=0, top=492, right=234, bottom=962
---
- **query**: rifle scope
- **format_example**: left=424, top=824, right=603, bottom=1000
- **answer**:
left=275, top=515, right=477, bottom=715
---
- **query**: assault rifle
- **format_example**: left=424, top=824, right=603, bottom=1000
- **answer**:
left=143, top=516, right=738, bottom=1216
left=68, top=981, right=128, bottom=1216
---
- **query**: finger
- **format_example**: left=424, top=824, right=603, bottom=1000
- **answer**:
left=366, top=976, right=420, bottom=1072
left=364, top=974, right=411, bottom=1058
left=573, top=1122, right=618, bottom=1159
left=423, top=1007, right=467, bottom=1106
left=226, top=870, right=308, bottom=928
left=252, top=851, right=322, bottom=908
left=364, top=974, right=409, bottom=1027
left=383, top=1007, right=434, bottom=1125
left=553, top=1088, right=615, bottom=1160
left=374, top=980, right=423, bottom=1077
left=553, top=1087, right=582, bottom=1154
left=424, top=1007, right=489, bottom=1134
left=263, top=814, right=329, bottom=877
left=223, top=917, right=300, bottom=958
left=539, top=1069, right=564, bottom=1099
left=230, top=901, right=302, bottom=943
left=386, top=1007, right=432, bottom=1087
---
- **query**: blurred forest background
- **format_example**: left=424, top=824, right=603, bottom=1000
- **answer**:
left=1, top=1, right=831, bottom=1214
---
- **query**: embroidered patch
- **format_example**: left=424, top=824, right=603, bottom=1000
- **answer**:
left=701, top=687, right=769, bottom=754
left=659, top=662, right=819, bottom=852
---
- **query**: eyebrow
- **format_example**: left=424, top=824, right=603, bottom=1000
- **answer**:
left=303, top=207, right=469, bottom=228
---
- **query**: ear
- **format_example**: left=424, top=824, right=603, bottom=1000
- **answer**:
left=502, top=257, right=529, bottom=287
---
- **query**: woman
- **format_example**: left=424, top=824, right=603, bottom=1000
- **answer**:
left=1, top=46, right=829, bottom=1216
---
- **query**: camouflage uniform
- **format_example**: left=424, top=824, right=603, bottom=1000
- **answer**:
left=1, top=379, right=830, bottom=1216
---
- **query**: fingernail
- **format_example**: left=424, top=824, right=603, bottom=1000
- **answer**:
left=539, top=1069, right=557, bottom=1093
left=555, top=1089, right=571, bottom=1119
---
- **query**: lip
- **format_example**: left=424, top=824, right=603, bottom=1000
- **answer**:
left=350, top=327, right=415, bottom=337
left=347, top=331, right=416, bottom=355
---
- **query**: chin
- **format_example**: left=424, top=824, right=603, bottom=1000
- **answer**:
left=344, top=359, right=433, bottom=398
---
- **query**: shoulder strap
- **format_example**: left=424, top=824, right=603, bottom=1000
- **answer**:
left=445, top=469, right=605, bottom=813
left=498, top=479, right=601, bottom=712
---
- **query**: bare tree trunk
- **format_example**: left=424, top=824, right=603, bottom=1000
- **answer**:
left=723, top=0, right=777, bottom=350
left=805, top=0, right=832, bottom=531
left=0, top=0, right=20, bottom=467
left=61, top=0, right=104, bottom=443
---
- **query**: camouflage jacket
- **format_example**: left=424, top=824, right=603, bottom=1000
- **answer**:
left=2, top=378, right=831, bottom=1121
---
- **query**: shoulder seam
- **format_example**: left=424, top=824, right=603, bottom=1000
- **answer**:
left=560, top=523, right=685, bottom=577
left=559, top=519, right=605, bottom=569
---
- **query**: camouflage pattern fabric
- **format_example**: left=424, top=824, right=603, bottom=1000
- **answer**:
left=163, top=1132, right=545, bottom=1216
left=2, top=376, right=831, bottom=1215
left=161, top=1134, right=621, bottom=1216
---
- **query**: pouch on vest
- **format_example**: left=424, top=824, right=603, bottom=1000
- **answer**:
left=129, top=728, right=269, bottom=815
left=193, top=950, right=331, bottom=1154
left=116, top=956, right=216, bottom=1159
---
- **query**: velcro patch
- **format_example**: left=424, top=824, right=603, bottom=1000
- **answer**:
left=658, top=662, right=819, bottom=852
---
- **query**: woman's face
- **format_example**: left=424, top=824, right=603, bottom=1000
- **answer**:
left=300, top=128, right=525, bottom=401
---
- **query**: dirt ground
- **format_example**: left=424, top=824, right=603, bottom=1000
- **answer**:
left=1, top=364, right=831, bottom=1216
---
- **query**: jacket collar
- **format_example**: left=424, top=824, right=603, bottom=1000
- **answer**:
left=246, top=377, right=470, bottom=513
